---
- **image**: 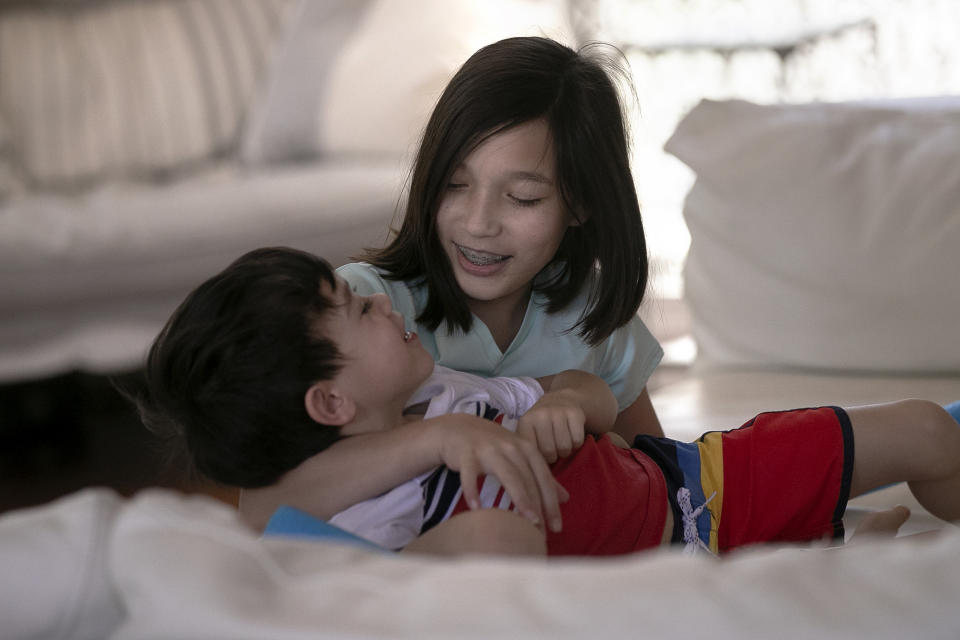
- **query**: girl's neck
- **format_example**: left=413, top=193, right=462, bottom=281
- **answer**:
left=469, top=287, right=531, bottom=353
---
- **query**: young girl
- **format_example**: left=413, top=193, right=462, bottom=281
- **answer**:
left=241, top=37, right=661, bottom=533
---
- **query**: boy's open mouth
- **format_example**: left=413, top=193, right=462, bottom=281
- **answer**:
left=456, top=244, right=509, bottom=266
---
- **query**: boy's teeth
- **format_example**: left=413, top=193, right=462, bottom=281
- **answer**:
left=459, top=246, right=507, bottom=266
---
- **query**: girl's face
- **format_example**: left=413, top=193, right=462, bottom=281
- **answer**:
left=436, top=118, right=576, bottom=320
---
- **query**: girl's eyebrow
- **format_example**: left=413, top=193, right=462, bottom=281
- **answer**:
left=456, top=164, right=553, bottom=185
left=509, top=170, right=552, bottom=185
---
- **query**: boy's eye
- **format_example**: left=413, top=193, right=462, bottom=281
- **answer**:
left=447, top=182, right=467, bottom=191
left=360, top=300, right=372, bottom=315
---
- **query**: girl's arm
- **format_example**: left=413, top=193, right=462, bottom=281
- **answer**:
left=516, top=370, right=618, bottom=463
left=612, top=388, right=664, bottom=440
left=536, top=369, right=619, bottom=433
left=239, top=413, right=564, bottom=532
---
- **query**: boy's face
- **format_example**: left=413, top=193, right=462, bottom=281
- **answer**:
left=320, top=277, right=435, bottom=421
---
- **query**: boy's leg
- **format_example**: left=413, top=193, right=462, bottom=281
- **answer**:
left=848, top=400, right=960, bottom=523
left=846, top=505, right=910, bottom=543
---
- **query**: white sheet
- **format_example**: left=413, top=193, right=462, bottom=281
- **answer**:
left=2, top=487, right=959, bottom=639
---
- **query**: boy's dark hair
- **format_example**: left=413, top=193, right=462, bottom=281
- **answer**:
left=133, top=247, right=345, bottom=488
left=364, top=36, right=648, bottom=346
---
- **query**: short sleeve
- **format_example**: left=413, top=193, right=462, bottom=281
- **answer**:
left=336, top=262, right=391, bottom=295
left=598, top=315, right=663, bottom=412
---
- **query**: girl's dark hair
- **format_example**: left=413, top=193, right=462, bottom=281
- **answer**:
left=131, top=247, right=345, bottom=488
left=364, top=36, right=648, bottom=345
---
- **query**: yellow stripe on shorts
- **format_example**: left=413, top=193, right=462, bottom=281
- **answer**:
left=697, top=431, right=725, bottom=554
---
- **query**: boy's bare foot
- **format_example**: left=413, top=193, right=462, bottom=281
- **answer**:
left=847, top=505, right=911, bottom=543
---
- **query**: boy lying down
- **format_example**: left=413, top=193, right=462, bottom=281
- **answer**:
left=132, top=247, right=960, bottom=556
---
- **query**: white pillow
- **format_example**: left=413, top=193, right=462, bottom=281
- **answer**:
left=241, top=0, right=576, bottom=164
left=665, top=97, right=960, bottom=373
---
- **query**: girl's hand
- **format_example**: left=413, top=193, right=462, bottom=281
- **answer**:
left=429, top=414, right=569, bottom=533
left=516, top=390, right=587, bottom=463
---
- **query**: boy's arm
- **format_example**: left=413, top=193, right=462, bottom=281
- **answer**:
left=516, top=370, right=618, bottom=463
left=239, top=413, right=564, bottom=533
left=403, top=508, right=547, bottom=557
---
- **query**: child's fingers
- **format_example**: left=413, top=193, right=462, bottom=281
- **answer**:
left=459, top=457, right=481, bottom=511
left=496, top=440, right=563, bottom=532
left=518, top=417, right=559, bottom=463
left=553, top=420, right=574, bottom=459
left=537, top=426, right=558, bottom=463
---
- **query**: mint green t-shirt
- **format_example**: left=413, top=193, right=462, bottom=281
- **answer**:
left=337, top=262, right=663, bottom=411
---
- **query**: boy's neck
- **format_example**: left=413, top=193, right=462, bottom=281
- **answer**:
left=403, top=400, right=431, bottom=417
left=344, top=383, right=429, bottom=435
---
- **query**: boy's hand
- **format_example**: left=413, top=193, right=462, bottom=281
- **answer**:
left=430, top=414, right=569, bottom=533
left=517, top=390, right=587, bottom=463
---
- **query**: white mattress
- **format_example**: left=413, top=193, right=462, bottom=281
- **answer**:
left=2, top=486, right=959, bottom=639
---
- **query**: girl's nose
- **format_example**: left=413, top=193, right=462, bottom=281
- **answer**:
left=463, top=191, right=500, bottom=236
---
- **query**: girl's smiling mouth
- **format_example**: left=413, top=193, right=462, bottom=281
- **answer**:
left=455, top=243, right=510, bottom=266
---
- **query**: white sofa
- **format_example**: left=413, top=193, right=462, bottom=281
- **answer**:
left=0, top=0, right=575, bottom=383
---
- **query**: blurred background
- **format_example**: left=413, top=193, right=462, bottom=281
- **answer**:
left=2, top=0, right=958, bottom=515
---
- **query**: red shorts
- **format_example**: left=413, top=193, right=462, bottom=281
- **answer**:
left=633, top=406, right=855, bottom=553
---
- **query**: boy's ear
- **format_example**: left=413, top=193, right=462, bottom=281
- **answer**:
left=304, top=381, right=355, bottom=426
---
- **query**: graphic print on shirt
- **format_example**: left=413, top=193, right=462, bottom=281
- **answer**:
left=419, top=401, right=512, bottom=535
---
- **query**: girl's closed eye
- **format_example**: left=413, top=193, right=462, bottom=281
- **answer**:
left=509, top=194, right=542, bottom=207
left=360, top=299, right=372, bottom=315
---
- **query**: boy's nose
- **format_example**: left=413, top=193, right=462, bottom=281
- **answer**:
left=371, top=292, right=392, bottom=314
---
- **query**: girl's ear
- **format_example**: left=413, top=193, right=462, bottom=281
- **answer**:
left=304, top=382, right=356, bottom=426
left=567, top=208, right=586, bottom=227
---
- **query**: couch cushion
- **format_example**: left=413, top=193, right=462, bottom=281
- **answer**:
left=0, top=0, right=292, bottom=190
left=0, top=160, right=404, bottom=381
left=0, top=113, right=22, bottom=201
left=665, top=97, right=960, bottom=374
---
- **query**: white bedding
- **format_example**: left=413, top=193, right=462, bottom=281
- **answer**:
left=2, top=485, right=958, bottom=639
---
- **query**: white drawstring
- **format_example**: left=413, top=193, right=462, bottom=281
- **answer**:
left=677, top=487, right=717, bottom=556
